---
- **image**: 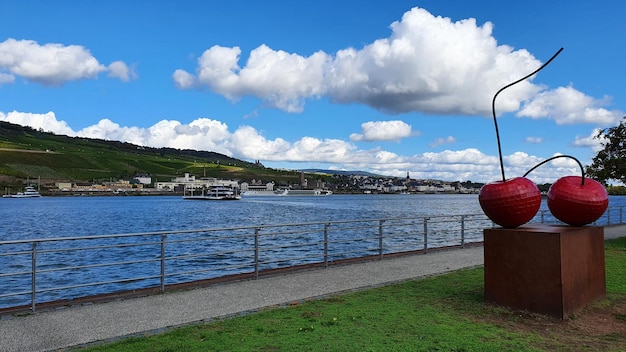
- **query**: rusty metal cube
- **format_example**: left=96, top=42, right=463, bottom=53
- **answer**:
left=484, top=225, right=605, bottom=319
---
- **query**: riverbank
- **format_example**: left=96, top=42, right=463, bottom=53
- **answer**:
left=1, top=224, right=624, bottom=352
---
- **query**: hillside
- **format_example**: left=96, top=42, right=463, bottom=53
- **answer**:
left=0, top=121, right=304, bottom=188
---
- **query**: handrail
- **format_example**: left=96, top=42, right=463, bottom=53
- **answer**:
left=0, top=206, right=624, bottom=313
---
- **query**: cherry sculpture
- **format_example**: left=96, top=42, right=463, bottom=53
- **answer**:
left=479, top=48, right=563, bottom=228
left=523, top=155, right=609, bottom=226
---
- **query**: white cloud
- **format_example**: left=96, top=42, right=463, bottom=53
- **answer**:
left=175, top=44, right=328, bottom=112
left=571, top=128, right=605, bottom=152
left=0, top=38, right=132, bottom=86
left=107, top=61, right=137, bottom=82
left=0, top=72, right=15, bottom=85
left=518, top=85, right=622, bottom=125
left=78, top=118, right=233, bottom=155
left=229, top=125, right=291, bottom=159
left=428, top=136, right=456, bottom=148
left=172, top=69, right=195, bottom=89
left=0, top=110, right=599, bottom=184
left=0, top=110, right=75, bottom=135
left=350, top=120, right=414, bottom=141
left=173, top=7, right=620, bottom=128
left=172, top=8, right=548, bottom=117
left=524, top=136, right=543, bottom=144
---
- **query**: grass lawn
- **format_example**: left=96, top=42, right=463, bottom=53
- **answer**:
left=75, top=238, right=626, bottom=352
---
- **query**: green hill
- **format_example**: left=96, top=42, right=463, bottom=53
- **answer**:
left=0, top=121, right=303, bottom=188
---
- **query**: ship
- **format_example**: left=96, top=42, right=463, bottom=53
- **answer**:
left=282, top=189, right=333, bottom=196
left=182, top=185, right=241, bottom=200
left=241, top=189, right=288, bottom=196
left=2, top=186, right=42, bottom=198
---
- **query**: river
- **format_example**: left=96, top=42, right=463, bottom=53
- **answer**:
left=1, top=194, right=624, bottom=309
left=2, top=194, right=625, bottom=240
left=2, top=193, right=489, bottom=240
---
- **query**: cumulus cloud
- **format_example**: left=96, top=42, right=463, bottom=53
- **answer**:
left=0, top=110, right=596, bottom=184
left=173, top=7, right=621, bottom=127
left=518, top=85, right=622, bottom=125
left=77, top=118, right=233, bottom=155
left=107, top=61, right=137, bottom=82
left=0, top=110, right=75, bottom=135
left=174, top=44, right=328, bottom=112
left=349, top=120, right=414, bottom=141
left=429, top=136, right=457, bottom=148
left=572, top=128, right=605, bottom=152
left=229, top=125, right=291, bottom=159
left=0, top=38, right=133, bottom=86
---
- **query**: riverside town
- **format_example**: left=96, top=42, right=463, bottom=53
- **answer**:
left=5, top=172, right=485, bottom=197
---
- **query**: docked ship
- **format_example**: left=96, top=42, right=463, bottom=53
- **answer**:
left=182, top=185, right=240, bottom=200
left=283, top=189, right=333, bottom=196
left=241, top=189, right=288, bottom=196
left=2, top=186, right=42, bottom=198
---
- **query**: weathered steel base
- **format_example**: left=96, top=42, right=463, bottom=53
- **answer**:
left=484, top=224, right=605, bottom=319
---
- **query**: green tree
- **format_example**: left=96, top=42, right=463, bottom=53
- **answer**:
left=586, top=117, right=626, bottom=185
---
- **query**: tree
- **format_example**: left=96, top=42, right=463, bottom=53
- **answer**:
left=586, top=117, right=626, bottom=185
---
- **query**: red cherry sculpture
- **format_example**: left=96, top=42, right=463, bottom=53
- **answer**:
left=547, top=176, right=608, bottom=226
left=480, top=48, right=563, bottom=229
left=479, top=177, right=542, bottom=228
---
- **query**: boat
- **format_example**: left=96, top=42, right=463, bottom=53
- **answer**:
left=241, top=189, right=288, bottom=196
left=2, top=186, right=42, bottom=198
left=182, top=185, right=241, bottom=200
left=283, top=189, right=333, bottom=196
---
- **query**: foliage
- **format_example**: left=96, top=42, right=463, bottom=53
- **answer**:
left=607, top=186, right=626, bottom=195
left=587, top=117, right=626, bottom=185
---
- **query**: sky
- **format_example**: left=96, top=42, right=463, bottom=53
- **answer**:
left=0, top=0, right=624, bottom=184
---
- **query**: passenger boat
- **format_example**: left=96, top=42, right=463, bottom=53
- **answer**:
left=2, top=186, right=42, bottom=198
left=182, top=185, right=241, bottom=200
left=241, top=189, right=288, bottom=196
left=283, top=189, right=333, bottom=196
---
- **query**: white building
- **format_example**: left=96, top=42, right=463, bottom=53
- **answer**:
left=133, top=175, right=152, bottom=185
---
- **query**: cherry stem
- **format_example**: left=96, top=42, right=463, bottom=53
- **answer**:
left=492, top=47, right=564, bottom=182
left=522, top=154, right=585, bottom=185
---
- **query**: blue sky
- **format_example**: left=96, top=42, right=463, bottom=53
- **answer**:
left=0, top=0, right=624, bottom=183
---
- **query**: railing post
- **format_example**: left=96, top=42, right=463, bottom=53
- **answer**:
left=31, top=242, right=37, bottom=312
left=324, top=223, right=329, bottom=268
left=254, top=228, right=260, bottom=279
left=460, top=215, right=466, bottom=248
left=423, top=218, right=429, bottom=254
left=160, top=234, right=166, bottom=293
left=378, top=220, right=385, bottom=260
left=541, top=210, right=545, bottom=223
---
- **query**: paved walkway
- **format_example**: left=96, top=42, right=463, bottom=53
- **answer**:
left=1, top=225, right=624, bottom=352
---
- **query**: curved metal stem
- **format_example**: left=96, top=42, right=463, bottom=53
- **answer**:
left=492, top=47, right=564, bottom=181
left=522, top=154, right=585, bottom=185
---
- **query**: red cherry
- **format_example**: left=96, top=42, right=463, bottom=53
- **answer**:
left=479, top=177, right=541, bottom=228
left=547, top=176, right=608, bottom=226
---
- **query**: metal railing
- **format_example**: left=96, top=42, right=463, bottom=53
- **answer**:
left=1, top=206, right=624, bottom=312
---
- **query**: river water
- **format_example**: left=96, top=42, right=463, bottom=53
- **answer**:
left=1, top=194, right=624, bottom=309
left=3, top=193, right=625, bottom=240
left=2, top=194, right=488, bottom=240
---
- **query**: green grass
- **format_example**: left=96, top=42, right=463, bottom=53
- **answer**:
left=79, top=269, right=539, bottom=352
left=74, top=238, right=626, bottom=352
